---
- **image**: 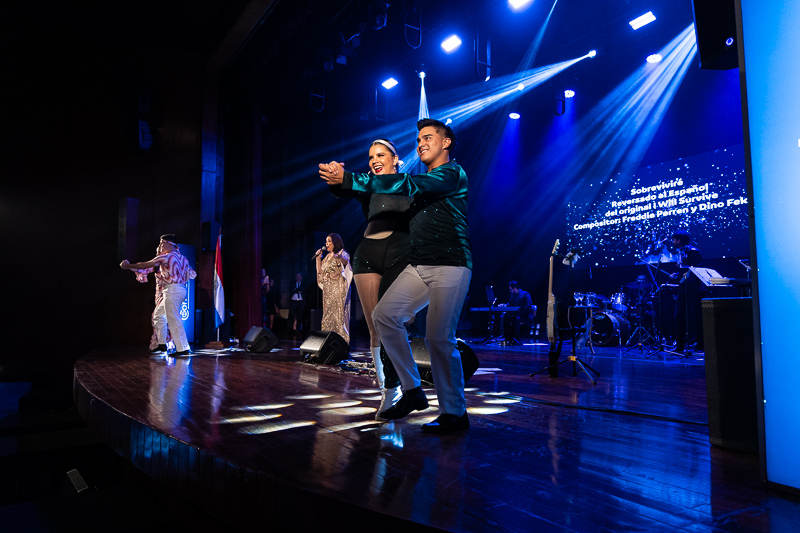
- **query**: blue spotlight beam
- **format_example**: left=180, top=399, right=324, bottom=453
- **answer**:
left=396, top=57, right=587, bottom=168
left=270, top=56, right=587, bottom=205
left=517, top=0, right=561, bottom=71
left=534, top=24, right=698, bottom=199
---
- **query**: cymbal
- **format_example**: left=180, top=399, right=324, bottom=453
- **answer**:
left=625, top=281, right=652, bottom=290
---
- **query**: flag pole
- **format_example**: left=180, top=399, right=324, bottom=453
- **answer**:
left=206, top=228, right=226, bottom=349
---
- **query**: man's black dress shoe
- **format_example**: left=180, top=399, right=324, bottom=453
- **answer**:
left=421, top=413, right=470, bottom=434
left=150, top=344, right=168, bottom=353
left=379, top=387, right=428, bottom=420
left=173, top=349, right=192, bottom=357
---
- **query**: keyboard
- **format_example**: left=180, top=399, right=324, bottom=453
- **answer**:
left=709, top=277, right=751, bottom=286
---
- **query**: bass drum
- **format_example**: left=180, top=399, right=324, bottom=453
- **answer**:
left=591, top=311, right=631, bottom=346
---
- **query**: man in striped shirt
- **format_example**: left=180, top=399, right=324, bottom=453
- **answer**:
left=121, top=234, right=196, bottom=356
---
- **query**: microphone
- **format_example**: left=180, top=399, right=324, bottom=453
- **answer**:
left=311, top=246, right=326, bottom=260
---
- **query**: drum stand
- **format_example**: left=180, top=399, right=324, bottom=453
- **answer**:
left=624, top=303, right=656, bottom=354
left=569, top=305, right=596, bottom=355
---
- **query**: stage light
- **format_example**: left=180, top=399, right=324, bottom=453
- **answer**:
left=725, top=37, right=734, bottom=47
left=508, top=0, right=533, bottom=11
left=517, top=83, right=525, bottom=91
left=316, top=400, right=362, bottom=409
left=445, top=118, right=453, bottom=125
left=629, top=11, right=656, bottom=30
left=320, top=407, right=375, bottom=416
left=239, top=420, right=316, bottom=434
left=485, top=75, right=491, bottom=81
left=441, top=34, right=462, bottom=53
left=588, top=50, right=597, bottom=58
left=564, top=89, right=575, bottom=98
left=221, top=413, right=281, bottom=424
left=646, top=53, right=663, bottom=63
left=468, top=406, right=509, bottom=415
left=381, top=77, right=398, bottom=89
left=509, top=112, right=520, bottom=119
left=418, top=71, right=426, bottom=79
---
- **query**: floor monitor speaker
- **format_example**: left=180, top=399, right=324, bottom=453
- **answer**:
left=411, top=337, right=479, bottom=385
left=300, top=331, right=350, bottom=364
left=243, top=326, right=279, bottom=353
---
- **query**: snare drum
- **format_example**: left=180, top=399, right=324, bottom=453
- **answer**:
left=591, top=311, right=631, bottom=346
left=610, top=292, right=628, bottom=313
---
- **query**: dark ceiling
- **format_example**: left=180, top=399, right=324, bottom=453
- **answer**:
left=238, top=0, right=698, bottom=122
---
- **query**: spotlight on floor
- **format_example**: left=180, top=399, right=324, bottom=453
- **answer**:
left=646, top=53, right=663, bottom=64
left=509, top=112, right=521, bottom=120
left=629, top=11, right=656, bottom=30
left=564, top=89, right=575, bottom=98
left=382, top=77, right=398, bottom=89
left=441, top=35, right=462, bottom=53
left=508, top=0, right=534, bottom=12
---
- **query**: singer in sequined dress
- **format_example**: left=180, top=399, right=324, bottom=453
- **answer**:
left=315, top=233, right=353, bottom=343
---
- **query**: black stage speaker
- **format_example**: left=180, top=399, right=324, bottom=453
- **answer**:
left=701, top=297, right=758, bottom=454
left=691, top=0, right=739, bottom=70
left=300, top=331, right=350, bottom=364
left=411, top=337, right=480, bottom=386
left=243, top=326, right=279, bottom=353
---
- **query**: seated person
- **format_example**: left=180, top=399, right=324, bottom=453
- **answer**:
left=499, top=280, right=534, bottom=344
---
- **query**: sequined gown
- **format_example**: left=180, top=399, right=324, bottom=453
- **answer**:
left=318, top=251, right=352, bottom=343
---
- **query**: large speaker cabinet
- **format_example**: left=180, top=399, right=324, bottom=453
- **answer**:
left=701, top=297, right=758, bottom=454
left=691, top=0, right=739, bottom=70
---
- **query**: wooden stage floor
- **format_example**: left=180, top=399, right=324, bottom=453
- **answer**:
left=73, top=338, right=800, bottom=532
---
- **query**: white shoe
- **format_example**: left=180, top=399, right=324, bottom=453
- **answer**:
left=376, top=386, right=402, bottom=421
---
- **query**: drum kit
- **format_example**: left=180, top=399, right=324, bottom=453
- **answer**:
left=572, top=276, right=660, bottom=347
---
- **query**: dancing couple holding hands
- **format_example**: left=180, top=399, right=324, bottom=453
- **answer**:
left=320, top=119, right=473, bottom=434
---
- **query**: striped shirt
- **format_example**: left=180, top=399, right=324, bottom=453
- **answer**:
left=155, top=251, right=194, bottom=285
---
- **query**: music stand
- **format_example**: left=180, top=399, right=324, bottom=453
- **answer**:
left=476, top=286, right=504, bottom=345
